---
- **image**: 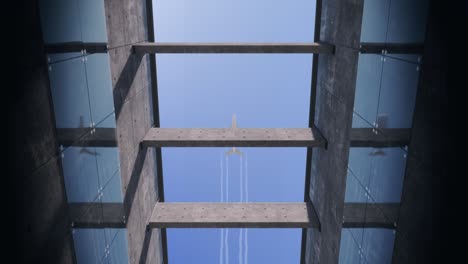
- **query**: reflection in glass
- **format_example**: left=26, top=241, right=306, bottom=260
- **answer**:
left=39, top=0, right=107, bottom=43
left=73, top=229, right=107, bottom=264
left=377, top=57, right=419, bottom=128
left=49, top=57, right=92, bottom=129
left=360, top=0, right=429, bottom=43
left=360, top=0, right=390, bottom=42
left=353, top=54, right=383, bottom=127
left=62, top=146, right=100, bottom=203
left=386, top=0, right=429, bottom=43
left=85, top=54, right=114, bottom=126
left=339, top=229, right=364, bottom=264
left=348, top=147, right=407, bottom=203
left=361, top=228, right=395, bottom=263
left=39, top=0, right=82, bottom=43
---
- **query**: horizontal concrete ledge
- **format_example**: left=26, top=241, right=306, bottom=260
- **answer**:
left=142, top=127, right=326, bottom=147
left=68, top=203, right=125, bottom=228
left=360, top=42, right=424, bottom=54
left=45, top=41, right=108, bottom=54
left=133, top=42, right=335, bottom=54
left=343, top=203, right=399, bottom=229
left=149, top=203, right=320, bottom=228
left=57, top=128, right=117, bottom=147
left=67, top=202, right=397, bottom=229
left=350, top=128, right=411, bottom=148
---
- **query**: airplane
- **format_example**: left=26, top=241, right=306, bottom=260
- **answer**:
left=78, top=115, right=99, bottom=156
left=369, top=114, right=388, bottom=156
left=225, top=114, right=243, bottom=157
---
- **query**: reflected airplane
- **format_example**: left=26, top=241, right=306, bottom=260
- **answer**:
left=225, top=114, right=243, bottom=156
left=78, top=116, right=99, bottom=156
left=369, top=114, right=388, bottom=156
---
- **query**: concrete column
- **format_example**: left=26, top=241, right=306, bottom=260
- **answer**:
left=104, top=0, right=162, bottom=263
left=305, top=0, right=364, bottom=263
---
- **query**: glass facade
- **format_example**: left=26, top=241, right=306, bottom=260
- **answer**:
left=39, top=0, right=129, bottom=263
left=339, top=0, right=429, bottom=262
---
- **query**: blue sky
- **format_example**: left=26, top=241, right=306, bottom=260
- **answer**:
left=153, top=0, right=316, bottom=263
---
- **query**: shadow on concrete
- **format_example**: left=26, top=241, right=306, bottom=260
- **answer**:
left=138, top=226, right=153, bottom=264
left=123, top=145, right=147, bottom=218
left=114, top=52, right=143, bottom=120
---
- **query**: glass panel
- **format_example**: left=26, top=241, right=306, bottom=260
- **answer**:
left=106, top=230, right=130, bottom=264
left=361, top=228, right=395, bottom=263
left=368, top=148, right=407, bottom=203
left=352, top=110, right=373, bottom=129
left=96, top=144, right=121, bottom=200
left=78, top=0, right=108, bottom=43
left=353, top=54, right=383, bottom=127
left=62, top=146, right=100, bottom=203
left=153, top=0, right=315, bottom=42
left=39, top=0, right=82, bottom=43
left=360, top=0, right=391, bottom=42
left=345, top=168, right=368, bottom=203
left=72, top=229, right=107, bottom=264
left=49, top=57, right=92, bottom=129
left=101, top=170, right=123, bottom=203
left=344, top=166, right=368, bottom=249
left=348, top=148, right=373, bottom=189
left=384, top=54, right=421, bottom=64
left=361, top=0, right=429, bottom=43
left=39, top=0, right=107, bottom=43
left=386, top=0, right=429, bottom=43
left=348, top=147, right=407, bottom=204
left=168, top=229, right=301, bottom=263
left=85, top=54, right=115, bottom=126
left=48, top=52, right=84, bottom=64
left=377, top=56, right=419, bottom=128
left=339, top=229, right=365, bottom=264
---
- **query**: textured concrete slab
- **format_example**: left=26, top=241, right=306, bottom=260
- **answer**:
left=343, top=203, right=399, bottom=228
left=57, top=128, right=117, bottom=147
left=306, top=1, right=364, bottom=262
left=105, top=0, right=161, bottom=262
left=69, top=203, right=125, bottom=228
left=142, top=127, right=326, bottom=147
left=350, top=128, right=411, bottom=147
left=149, top=203, right=320, bottom=228
left=133, top=42, right=335, bottom=54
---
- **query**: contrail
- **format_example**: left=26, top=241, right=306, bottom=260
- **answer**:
left=225, top=155, right=229, bottom=264
left=244, top=154, right=248, bottom=264
left=220, top=153, right=224, bottom=264
left=239, top=155, right=243, bottom=264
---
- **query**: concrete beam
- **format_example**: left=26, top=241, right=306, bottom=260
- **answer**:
left=57, top=128, right=117, bottom=147
left=45, top=42, right=108, bottom=54
left=149, top=203, right=320, bottom=228
left=359, top=43, right=424, bottom=54
left=68, top=203, right=125, bottom=228
left=343, top=203, right=399, bottom=229
left=66, top=202, right=395, bottom=230
left=350, top=128, right=411, bottom=148
left=133, top=42, right=335, bottom=54
left=142, top=127, right=326, bottom=147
